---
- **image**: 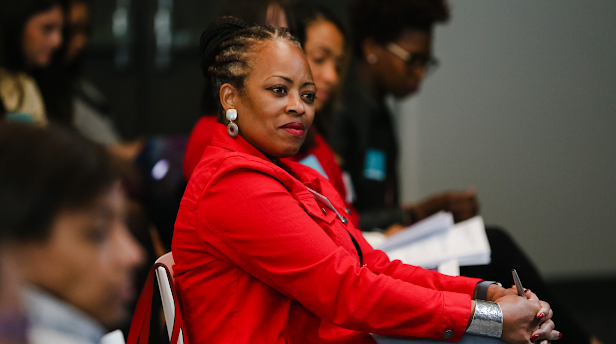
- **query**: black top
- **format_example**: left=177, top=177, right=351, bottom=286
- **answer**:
left=330, top=68, right=406, bottom=231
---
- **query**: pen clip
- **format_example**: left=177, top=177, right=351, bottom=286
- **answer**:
left=512, top=269, right=526, bottom=297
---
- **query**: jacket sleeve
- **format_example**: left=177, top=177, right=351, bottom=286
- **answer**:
left=350, top=225, right=482, bottom=295
left=192, top=158, right=473, bottom=341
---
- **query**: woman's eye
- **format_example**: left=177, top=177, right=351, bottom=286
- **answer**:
left=269, top=86, right=287, bottom=94
left=85, top=225, right=111, bottom=244
left=302, top=92, right=316, bottom=103
left=311, top=57, right=326, bottom=65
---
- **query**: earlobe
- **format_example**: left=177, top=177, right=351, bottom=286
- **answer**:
left=362, top=39, right=379, bottom=60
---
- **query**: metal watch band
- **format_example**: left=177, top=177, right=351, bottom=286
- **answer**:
left=466, top=300, right=503, bottom=338
left=475, top=281, right=502, bottom=301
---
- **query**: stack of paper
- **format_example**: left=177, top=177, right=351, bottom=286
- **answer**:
left=362, top=213, right=491, bottom=272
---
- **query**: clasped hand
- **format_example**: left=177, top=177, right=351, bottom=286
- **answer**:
left=487, top=285, right=560, bottom=344
left=404, top=190, right=479, bottom=224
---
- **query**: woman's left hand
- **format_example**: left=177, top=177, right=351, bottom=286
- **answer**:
left=492, top=286, right=560, bottom=343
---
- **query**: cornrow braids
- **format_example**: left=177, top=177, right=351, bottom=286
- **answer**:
left=199, top=16, right=301, bottom=122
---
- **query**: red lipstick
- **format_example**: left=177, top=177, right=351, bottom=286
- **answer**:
left=280, top=122, right=305, bottom=136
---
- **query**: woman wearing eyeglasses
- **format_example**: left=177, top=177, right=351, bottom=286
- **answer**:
left=330, top=0, right=475, bottom=233
left=331, top=1, right=599, bottom=343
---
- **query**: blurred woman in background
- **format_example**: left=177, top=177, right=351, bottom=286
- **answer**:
left=0, top=0, right=63, bottom=124
left=0, top=123, right=145, bottom=344
left=331, top=0, right=599, bottom=343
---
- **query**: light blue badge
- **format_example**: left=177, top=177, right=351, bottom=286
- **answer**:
left=6, top=113, right=35, bottom=123
left=298, top=154, right=329, bottom=180
left=364, top=149, right=386, bottom=181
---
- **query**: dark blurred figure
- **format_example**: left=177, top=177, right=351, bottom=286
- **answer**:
left=333, top=0, right=478, bottom=234
left=0, top=0, right=63, bottom=124
left=0, top=122, right=145, bottom=344
left=35, top=0, right=144, bottom=160
left=332, top=1, right=600, bottom=343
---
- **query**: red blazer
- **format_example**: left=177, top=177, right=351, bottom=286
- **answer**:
left=183, top=116, right=219, bottom=180
left=286, top=131, right=360, bottom=227
left=172, top=123, right=481, bottom=344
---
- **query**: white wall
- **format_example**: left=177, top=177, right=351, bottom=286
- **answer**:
left=397, top=0, right=616, bottom=279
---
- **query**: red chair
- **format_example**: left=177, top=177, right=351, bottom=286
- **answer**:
left=127, top=252, right=188, bottom=344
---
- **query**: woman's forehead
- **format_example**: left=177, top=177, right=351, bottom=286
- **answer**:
left=249, top=40, right=313, bottom=83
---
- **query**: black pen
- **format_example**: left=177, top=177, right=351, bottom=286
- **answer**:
left=512, top=269, right=526, bottom=297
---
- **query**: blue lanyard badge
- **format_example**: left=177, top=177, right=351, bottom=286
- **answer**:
left=363, top=148, right=386, bottom=181
left=6, top=113, right=35, bottom=123
left=298, top=154, right=329, bottom=180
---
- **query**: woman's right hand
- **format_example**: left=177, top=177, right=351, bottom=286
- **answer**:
left=496, top=291, right=560, bottom=344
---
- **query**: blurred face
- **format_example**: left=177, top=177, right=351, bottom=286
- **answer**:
left=304, top=20, right=345, bottom=111
left=65, top=1, right=90, bottom=63
left=18, top=183, right=145, bottom=327
left=22, top=5, right=64, bottom=68
left=222, top=40, right=316, bottom=159
left=364, top=29, right=432, bottom=98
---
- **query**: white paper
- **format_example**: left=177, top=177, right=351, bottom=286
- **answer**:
left=362, top=231, right=388, bottom=248
left=438, top=259, right=460, bottom=276
left=379, top=216, right=491, bottom=269
left=374, top=211, right=453, bottom=252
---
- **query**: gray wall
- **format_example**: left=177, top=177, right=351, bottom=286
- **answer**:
left=397, top=0, right=616, bottom=279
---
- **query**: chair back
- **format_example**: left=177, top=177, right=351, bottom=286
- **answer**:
left=155, top=252, right=184, bottom=344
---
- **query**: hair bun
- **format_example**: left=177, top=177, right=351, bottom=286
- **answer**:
left=200, top=16, right=249, bottom=77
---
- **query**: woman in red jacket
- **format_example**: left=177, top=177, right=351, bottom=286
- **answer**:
left=172, top=17, right=559, bottom=344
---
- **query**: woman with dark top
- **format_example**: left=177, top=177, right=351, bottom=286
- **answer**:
left=172, top=17, right=559, bottom=344
left=331, top=0, right=598, bottom=343
left=0, top=0, right=63, bottom=124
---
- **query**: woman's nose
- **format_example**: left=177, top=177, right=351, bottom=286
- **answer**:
left=286, top=92, right=306, bottom=115
left=413, top=65, right=428, bottom=81
left=51, top=30, right=63, bottom=49
left=322, top=62, right=339, bottom=86
left=116, top=224, right=146, bottom=270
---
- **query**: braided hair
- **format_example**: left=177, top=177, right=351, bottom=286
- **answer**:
left=199, top=16, right=301, bottom=123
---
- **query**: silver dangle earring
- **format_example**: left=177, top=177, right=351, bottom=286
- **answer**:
left=226, top=109, right=238, bottom=138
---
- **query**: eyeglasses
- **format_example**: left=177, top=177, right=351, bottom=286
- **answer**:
left=386, top=42, right=439, bottom=74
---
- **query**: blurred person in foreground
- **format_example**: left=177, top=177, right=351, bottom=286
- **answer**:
left=0, top=0, right=63, bottom=124
left=0, top=122, right=145, bottom=344
left=172, top=17, right=559, bottom=344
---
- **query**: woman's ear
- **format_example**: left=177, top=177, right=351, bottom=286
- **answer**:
left=220, top=83, right=238, bottom=113
left=362, top=38, right=382, bottom=61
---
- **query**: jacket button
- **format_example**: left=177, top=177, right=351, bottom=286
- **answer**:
left=321, top=208, right=327, bottom=215
left=443, top=330, right=453, bottom=338
left=345, top=207, right=351, bottom=215
left=341, top=216, right=348, bottom=224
